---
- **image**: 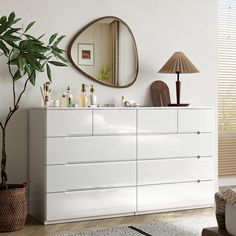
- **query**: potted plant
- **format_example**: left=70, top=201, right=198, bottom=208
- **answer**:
left=0, top=12, right=67, bottom=232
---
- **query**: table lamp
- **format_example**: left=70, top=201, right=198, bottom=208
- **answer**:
left=158, top=52, right=199, bottom=106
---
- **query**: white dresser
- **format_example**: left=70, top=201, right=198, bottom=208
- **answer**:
left=29, top=107, right=216, bottom=224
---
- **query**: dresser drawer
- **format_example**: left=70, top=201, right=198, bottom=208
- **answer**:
left=47, top=161, right=136, bottom=192
left=138, top=157, right=214, bottom=185
left=178, top=109, right=214, bottom=133
left=138, top=133, right=213, bottom=160
left=138, top=110, right=177, bottom=133
left=46, top=135, right=136, bottom=164
left=93, top=110, right=136, bottom=134
left=46, top=187, right=136, bottom=221
left=137, top=181, right=214, bottom=212
left=46, top=110, right=92, bottom=137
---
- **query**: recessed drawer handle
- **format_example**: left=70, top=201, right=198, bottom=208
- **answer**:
left=197, top=180, right=201, bottom=183
left=197, top=155, right=201, bottom=159
left=197, top=131, right=200, bottom=135
left=65, top=189, right=82, bottom=194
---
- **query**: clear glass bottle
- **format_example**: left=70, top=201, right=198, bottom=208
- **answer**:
left=89, top=85, right=97, bottom=107
left=61, top=93, right=67, bottom=107
left=121, top=96, right=125, bottom=107
left=66, top=86, right=73, bottom=107
left=79, top=84, right=88, bottom=107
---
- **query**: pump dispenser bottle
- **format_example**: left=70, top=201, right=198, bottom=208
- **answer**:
left=79, top=84, right=88, bottom=107
left=89, top=85, right=97, bottom=107
left=66, top=86, right=73, bottom=107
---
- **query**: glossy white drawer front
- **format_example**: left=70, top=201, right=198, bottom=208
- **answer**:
left=138, top=133, right=213, bottom=160
left=138, top=110, right=177, bottom=133
left=46, top=187, right=136, bottom=221
left=138, top=181, right=214, bottom=212
left=47, top=162, right=136, bottom=192
left=93, top=110, right=136, bottom=134
left=46, top=136, right=136, bottom=164
left=178, top=109, right=214, bottom=133
left=138, top=157, right=214, bottom=185
left=46, top=110, right=92, bottom=137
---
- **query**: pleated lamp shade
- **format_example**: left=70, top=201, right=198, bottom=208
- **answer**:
left=159, top=52, right=199, bottom=74
left=158, top=52, right=199, bottom=106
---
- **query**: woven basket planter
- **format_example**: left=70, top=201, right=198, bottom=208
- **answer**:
left=0, top=183, right=27, bottom=232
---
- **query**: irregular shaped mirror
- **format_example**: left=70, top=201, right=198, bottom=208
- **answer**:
left=68, top=16, right=139, bottom=88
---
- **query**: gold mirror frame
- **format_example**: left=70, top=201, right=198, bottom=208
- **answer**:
left=67, top=16, right=139, bottom=88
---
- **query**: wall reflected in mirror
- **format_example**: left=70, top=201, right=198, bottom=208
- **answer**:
left=68, top=17, right=139, bottom=88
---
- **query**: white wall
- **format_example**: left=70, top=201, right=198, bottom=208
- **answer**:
left=0, top=0, right=217, bottom=183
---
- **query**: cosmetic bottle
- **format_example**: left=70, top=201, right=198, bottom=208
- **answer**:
left=79, top=84, right=88, bottom=107
left=66, top=86, right=73, bottom=107
left=61, top=93, right=67, bottom=107
left=43, top=82, right=51, bottom=107
left=89, top=85, right=97, bottom=107
left=121, top=96, right=125, bottom=107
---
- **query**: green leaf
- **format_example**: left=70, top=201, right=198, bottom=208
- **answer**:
left=48, top=60, right=67, bottom=67
left=7, top=27, right=21, bottom=34
left=31, top=52, right=47, bottom=60
left=13, top=70, right=21, bottom=81
left=29, top=70, right=36, bottom=85
left=24, top=21, right=36, bottom=33
left=57, top=54, right=67, bottom=63
left=24, top=63, right=31, bottom=76
left=24, top=34, right=36, bottom=40
left=4, top=40, right=18, bottom=48
left=9, top=48, right=19, bottom=60
left=9, top=58, right=18, bottom=65
left=51, top=46, right=65, bottom=54
left=53, top=35, right=65, bottom=47
left=11, top=18, right=21, bottom=24
left=37, top=34, right=45, bottom=40
left=18, top=55, right=25, bottom=76
left=46, top=64, right=52, bottom=81
left=0, top=16, right=7, bottom=24
left=1, top=32, right=21, bottom=42
left=25, top=54, right=43, bottom=71
left=30, top=70, right=36, bottom=85
left=19, top=39, right=48, bottom=53
left=8, top=12, right=15, bottom=22
left=49, top=33, right=58, bottom=45
left=0, top=40, right=9, bottom=55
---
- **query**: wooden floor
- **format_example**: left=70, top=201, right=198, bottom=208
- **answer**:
left=2, top=208, right=215, bottom=236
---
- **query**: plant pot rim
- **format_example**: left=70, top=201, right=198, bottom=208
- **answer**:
left=0, top=183, right=26, bottom=191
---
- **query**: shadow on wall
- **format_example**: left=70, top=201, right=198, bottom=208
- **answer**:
left=0, top=109, right=29, bottom=184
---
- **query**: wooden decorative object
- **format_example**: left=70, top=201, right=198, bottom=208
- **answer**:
left=151, top=80, right=171, bottom=106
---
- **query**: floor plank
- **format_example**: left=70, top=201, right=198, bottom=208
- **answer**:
left=1, top=208, right=215, bottom=236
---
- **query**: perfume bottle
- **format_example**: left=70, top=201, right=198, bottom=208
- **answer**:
left=43, top=82, right=51, bottom=107
left=66, top=86, right=73, bottom=107
left=121, top=96, right=125, bottom=107
left=61, top=93, right=67, bottom=107
left=89, top=85, right=97, bottom=107
left=79, top=84, right=88, bottom=107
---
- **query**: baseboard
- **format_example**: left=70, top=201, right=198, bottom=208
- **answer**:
left=219, top=176, right=236, bottom=187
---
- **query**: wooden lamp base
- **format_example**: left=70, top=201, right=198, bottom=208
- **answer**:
left=170, top=75, right=190, bottom=107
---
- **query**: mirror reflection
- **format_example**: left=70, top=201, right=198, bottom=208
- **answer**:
left=68, top=17, right=139, bottom=88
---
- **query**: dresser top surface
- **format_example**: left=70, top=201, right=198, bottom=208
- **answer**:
left=29, top=106, right=214, bottom=111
